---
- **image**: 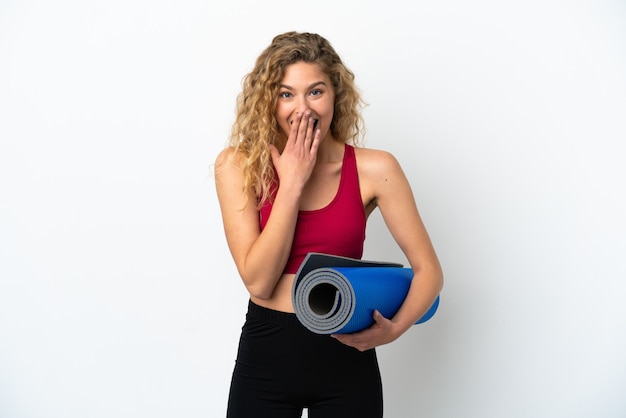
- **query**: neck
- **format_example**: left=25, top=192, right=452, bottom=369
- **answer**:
left=316, top=138, right=345, bottom=164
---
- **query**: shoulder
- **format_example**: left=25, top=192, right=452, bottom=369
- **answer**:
left=353, top=146, right=408, bottom=206
left=214, top=146, right=246, bottom=179
left=215, top=146, right=242, bottom=167
left=214, top=146, right=251, bottom=200
left=353, top=146, right=403, bottom=177
left=214, top=146, right=258, bottom=211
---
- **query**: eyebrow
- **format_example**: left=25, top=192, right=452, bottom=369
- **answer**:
left=279, top=81, right=327, bottom=90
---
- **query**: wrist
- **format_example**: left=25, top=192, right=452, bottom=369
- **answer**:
left=389, top=318, right=412, bottom=340
left=274, top=183, right=303, bottom=206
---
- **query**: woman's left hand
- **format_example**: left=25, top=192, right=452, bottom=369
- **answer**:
left=331, top=310, right=401, bottom=351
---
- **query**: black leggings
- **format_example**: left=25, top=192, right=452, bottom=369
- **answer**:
left=226, top=300, right=383, bottom=417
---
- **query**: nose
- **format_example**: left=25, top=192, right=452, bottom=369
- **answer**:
left=294, top=95, right=311, bottom=115
left=287, top=96, right=316, bottom=126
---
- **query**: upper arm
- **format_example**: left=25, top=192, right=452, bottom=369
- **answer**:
left=214, top=147, right=261, bottom=272
left=359, top=149, right=441, bottom=275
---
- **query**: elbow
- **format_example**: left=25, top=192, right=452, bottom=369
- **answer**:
left=431, top=262, right=444, bottom=290
left=437, top=273, right=444, bottom=293
left=436, top=267, right=444, bottom=293
left=417, top=263, right=444, bottom=294
left=235, top=258, right=283, bottom=300
left=246, top=283, right=275, bottom=300
left=240, top=274, right=276, bottom=300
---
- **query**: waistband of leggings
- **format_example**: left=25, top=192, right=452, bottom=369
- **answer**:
left=246, top=299, right=299, bottom=327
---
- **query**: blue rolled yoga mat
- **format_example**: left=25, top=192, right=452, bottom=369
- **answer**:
left=292, top=253, right=440, bottom=334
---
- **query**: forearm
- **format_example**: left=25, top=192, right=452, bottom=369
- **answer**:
left=236, top=186, right=302, bottom=299
left=390, top=264, right=443, bottom=336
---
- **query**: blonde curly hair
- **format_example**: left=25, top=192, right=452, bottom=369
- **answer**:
left=229, top=31, right=366, bottom=208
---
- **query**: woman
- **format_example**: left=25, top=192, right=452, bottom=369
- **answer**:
left=214, top=31, right=443, bottom=418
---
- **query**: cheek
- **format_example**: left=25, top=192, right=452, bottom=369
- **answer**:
left=321, top=107, right=334, bottom=128
left=279, top=122, right=290, bottom=137
left=274, top=108, right=290, bottom=134
left=319, top=97, right=335, bottom=121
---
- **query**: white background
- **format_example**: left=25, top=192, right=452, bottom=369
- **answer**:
left=1, top=1, right=625, bottom=417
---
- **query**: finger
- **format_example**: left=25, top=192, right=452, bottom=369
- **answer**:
left=373, top=310, right=383, bottom=323
left=296, top=110, right=311, bottom=143
left=373, top=311, right=392, bottom=330
left=286, top=112, right=302, bottom=146
left=309, top=127, right=321, bottom=155
left=305, top=117, right=316, bottom=145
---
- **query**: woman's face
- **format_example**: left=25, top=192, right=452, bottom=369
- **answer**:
left=275, top=61, right=335, bottom=141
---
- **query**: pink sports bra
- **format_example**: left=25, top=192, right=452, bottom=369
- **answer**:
left=259, top=144, right=366, bottom=274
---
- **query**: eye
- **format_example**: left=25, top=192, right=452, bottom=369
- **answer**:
left=310, top=89, right=322, bottom=96
left=279, top=91, right=293, bottom=99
